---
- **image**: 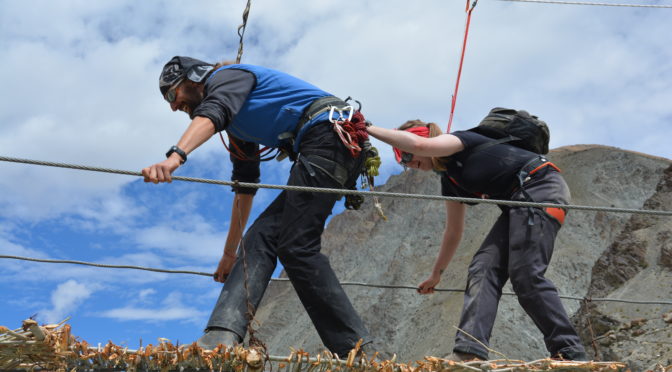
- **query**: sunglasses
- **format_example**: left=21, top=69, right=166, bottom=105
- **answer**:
left=399, top=152, right=413, bottom=165
left=163, top=78, right=184, bottom=103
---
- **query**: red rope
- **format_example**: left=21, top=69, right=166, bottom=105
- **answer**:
left=219, top=132, right=272, bottom=161
left=333, top=111, right=369, bottom=157
left=447, top=0, right=478, bottom=133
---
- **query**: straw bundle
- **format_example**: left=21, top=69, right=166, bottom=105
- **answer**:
left=1, top=318, right=632, bottom=371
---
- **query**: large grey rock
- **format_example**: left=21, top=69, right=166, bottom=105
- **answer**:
left=573, top=161, right=672, bottom=371
left=249, top=145, right=671, bottom=367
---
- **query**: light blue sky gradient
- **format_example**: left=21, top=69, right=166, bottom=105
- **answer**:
left=1, top=0, right=671, bottom=349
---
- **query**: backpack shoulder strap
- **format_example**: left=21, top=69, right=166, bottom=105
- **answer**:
left=469, top=134, right=519, bottom=154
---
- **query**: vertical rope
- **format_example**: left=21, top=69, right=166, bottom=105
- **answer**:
left=446, top=0, right=478, bottom=133
left=231, top=0, right=268, bottom=355
left=235, top=0, right=252, bottom=64
left=583, top=298, right=601, bottom=360
left=236, top=197, right=266, bottom=352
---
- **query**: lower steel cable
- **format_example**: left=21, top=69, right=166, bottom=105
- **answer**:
left=2, top=254, right=672, bottom=306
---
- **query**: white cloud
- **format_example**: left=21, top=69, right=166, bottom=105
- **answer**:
left=138, top=288, right=157, bottom=303
left=0, top=237, right=45, bottom=258
left=0, top=233, right=53, bottom=282
left=0, top=1, right=237, bottom=223
left=133, top=224, right=225, bottom=262
left=98, top=291, right=207, bottom=323
left=40, top=280, right=96, bottom=324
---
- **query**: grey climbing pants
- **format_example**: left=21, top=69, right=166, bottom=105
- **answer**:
left=205, top=122, right=370, bottom=357
left=453, top=167, right=587, bottom=360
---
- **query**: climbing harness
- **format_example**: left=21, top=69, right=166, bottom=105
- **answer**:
left=512, top=156, right=561, bottom=225
left=275, top=95, right=349, bottom=162
left=447, top=0, right=478, bottom=133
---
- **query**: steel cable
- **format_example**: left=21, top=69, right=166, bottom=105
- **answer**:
left=497, top=0, right=672, bottom=8
left=2, top=254, right=671, bottom=306
left=2, top=155, right=672, bottom=216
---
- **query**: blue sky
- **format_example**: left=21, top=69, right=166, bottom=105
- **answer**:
left=1, top=0, right=671, bottom=349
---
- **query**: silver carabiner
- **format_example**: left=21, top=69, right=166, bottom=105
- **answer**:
left=328, top=105, right=355, bottom=123
left=328, top=106, right=340, bottom=124
left=343, top=105, right=354, bottom=122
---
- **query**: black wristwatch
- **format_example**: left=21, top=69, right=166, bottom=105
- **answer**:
left=166, top=145, right=187, bottom=164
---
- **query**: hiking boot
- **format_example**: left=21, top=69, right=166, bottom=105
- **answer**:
left=196, top=328, right=241, bottom=350
left=443, top=351, right=486, bottom=362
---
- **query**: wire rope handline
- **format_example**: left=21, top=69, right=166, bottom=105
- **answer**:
left=497, top=0, right=672, bottom=8
left=2, top=155, right=672, bottom=216
left=446, top=0, right=478, bottom=133
left=3, top=254, right=672, bottom=306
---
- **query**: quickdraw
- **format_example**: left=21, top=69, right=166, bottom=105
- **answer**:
left=361, top=141, right=387, bottom=221
left=328, top=101, right=387, bottom=220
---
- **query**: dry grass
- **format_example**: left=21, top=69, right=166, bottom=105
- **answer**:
left=1, top=318, right=635, bottom=371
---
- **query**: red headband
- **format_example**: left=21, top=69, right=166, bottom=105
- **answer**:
left=393, top=126, right=430, bottom=163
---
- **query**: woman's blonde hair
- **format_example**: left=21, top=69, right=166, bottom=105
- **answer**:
left=397, top=120, right=448, bottom=171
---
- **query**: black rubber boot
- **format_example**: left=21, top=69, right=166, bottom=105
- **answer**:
left=196, top=328, right=242, bottom=350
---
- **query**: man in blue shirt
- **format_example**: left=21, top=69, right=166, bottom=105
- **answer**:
left=142, top=56, right=371, bottom=356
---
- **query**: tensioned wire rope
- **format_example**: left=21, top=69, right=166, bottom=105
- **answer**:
left=2, top=155, right=672, bottom=306
left=497, top=0, right=672, bottom=8
left=2, top=155, right=672, bottom=216
left=2, top=254, right=672, bottom=306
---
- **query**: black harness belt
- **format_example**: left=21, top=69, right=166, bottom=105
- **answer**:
left=517, top=156, right=560, bottom=186
left=296, top=96, right=347, bottom=134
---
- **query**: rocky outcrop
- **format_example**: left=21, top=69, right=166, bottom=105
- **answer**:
left=573, top=164, right=672, bottom=370
left=249, top=145, right=671, bottom=369
left=660, top=231, right=672, bottom=269
left=589, top=221, right=650, bottom=298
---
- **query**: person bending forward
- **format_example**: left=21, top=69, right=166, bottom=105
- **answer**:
left=142, top=56, right=371, bottom=356
left=366, top=119, right=587, bottom=361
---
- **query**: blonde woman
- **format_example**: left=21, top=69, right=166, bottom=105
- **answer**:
left=366, top=119, right=586, bottom=361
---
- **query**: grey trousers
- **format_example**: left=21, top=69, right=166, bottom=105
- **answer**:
left=453, top=168, right=586, bottom=360
left=205, top=123, right=370, bottom=357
